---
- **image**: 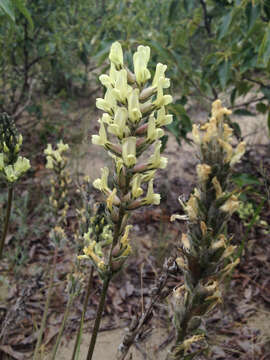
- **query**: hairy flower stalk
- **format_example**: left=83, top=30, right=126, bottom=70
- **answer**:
left=80, top=41, right=172, bottom=360
left=0, top=113, right=30, bottom=259
left=33, top=141, right=70, bottom=359
left=44, top=140, right=70, bottom=226
left=168, top=100, right=246, bottom=359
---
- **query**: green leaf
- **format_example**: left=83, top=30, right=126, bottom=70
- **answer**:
left=168, top=0, right=179, bottom=22
left=13, top=0, right=33, bottom=30
left=0, top=0, right=15, bottom=21
left=218, top=10, right=233, bottom=39
left=218, top=60, right=230, bottom=89
left=245, top=3, right=261, bottom=33
left=230, top=87, right=237, bottom=106
left=261, top=86, right=270, bottom=101
left=257, top=25, right=270, bottom=66
left=231, top=173, right=260, bottom=186
left=256, top=102, right=268, bottom=114
left=233, top=109, right=256, bottom=116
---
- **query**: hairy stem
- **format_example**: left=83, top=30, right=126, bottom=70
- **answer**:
left=86, top=208, right=125, bottom=360
left=0, top=186, right=14, bottom=260
left=33, top=247, right=58, bottom=360
left=71, top=266, right=94, bottom=360
left=85, top=275, right=111, bottom=360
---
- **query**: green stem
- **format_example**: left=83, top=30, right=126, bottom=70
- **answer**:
left=85, top=275, right=111, bottom=360
left=0, top=186, right=13, bottom=260
left=71, top=266, right=94, bottom=360
left=51, top=291, right=75, bottom=360
left=33, top=247, right=58, bottom=360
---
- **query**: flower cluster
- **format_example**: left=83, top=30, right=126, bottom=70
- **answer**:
left=92, top=41, right=172, bottom=211
left=0, top=113, right=30, bottom=183
left=80, top=42, right=172, bottom=276
left=44, top=140, right=70, bottom=225
left=169, top=100, right=246, bottom=358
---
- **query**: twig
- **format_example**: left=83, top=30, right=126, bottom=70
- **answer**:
left=13, top=79, right=36, bottom=120
left=199, top=0, right=212, bottom=36
left=230, top=95, right=266, bottom=109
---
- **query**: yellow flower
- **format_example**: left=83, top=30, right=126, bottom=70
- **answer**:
left=202, top=117, right=218, bottom=142
left=148, top=141, right=167, bottom=169
left=186, top=194, right=198, bottom=221
left=218, top=139, right=233, bottom=163
left=92, top=121, right=108, bottom=146
left=143, top=179, right=160, bottom=205
left=192, top=124, right=201, bottom=145
left=93, top=167, right=110, bottom=193
left=96, top=88, right=116, bottom=115
left=147, top=114, right=164, bottom=142
left=230, top=141, right=246, bottom=166
left=122, top=137, right=137, bottom=167
left=196, top=164, right=211, bottom=183
left=152, top=63, right=170, bottom=88
left=131, top=174, right=143, bottom=198
left=108, top=107, right=128, bottom=139
left=112, top=69, right=129, bottom=103
left=57, top=140, right=69, bottom=153
left=109, top=41, right=124, bottom=69
left=212, top=176, right=223, bottom=198
left=154, top=80, right=172, bottom=108
left=120, top=225, right=133, bottom=247
left=133, top=45, right=151, bottom=86
left=128, top=89, right=142, bottom=123
left=223, top=123, right=233, bottom=141
left=211, top=99, right=231, bottom=122
left=221, top=195, right=239, bottom=215
left=156, top=107, right=173, bottom=127
left=106, top=188, right=118, bottom=211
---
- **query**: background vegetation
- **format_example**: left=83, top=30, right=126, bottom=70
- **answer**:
left=0, top=0, right=269, bottom=359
